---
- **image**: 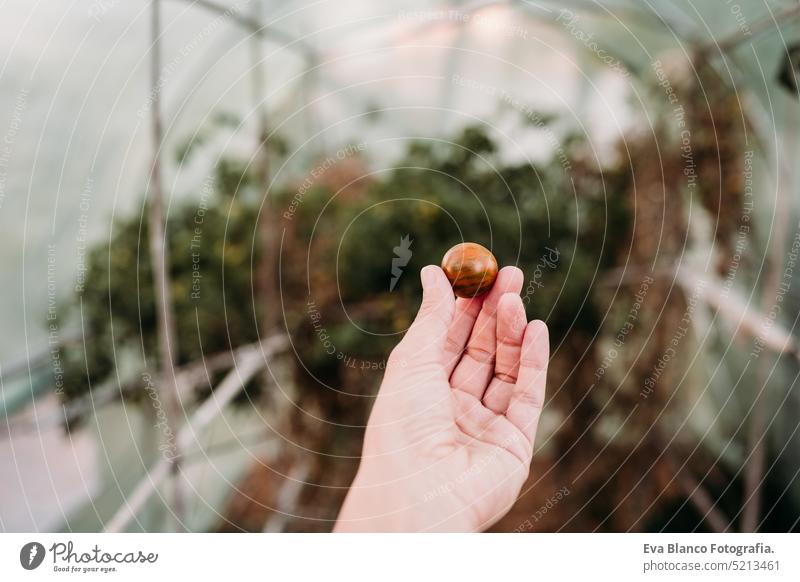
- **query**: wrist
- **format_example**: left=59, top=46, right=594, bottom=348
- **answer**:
left=334, top=463, right=476, bottom=532
left=334, top=465, right=427, bottom=532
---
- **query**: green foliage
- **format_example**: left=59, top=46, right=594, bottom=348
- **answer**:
left=59, top=162, right=264, bottom=405
left=315, top=126, right=629, bottom=360
left=59, top=124, right=630, bottom=412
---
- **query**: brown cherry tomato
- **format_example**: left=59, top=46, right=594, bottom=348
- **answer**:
left=440, top=242, right=498, bottom=298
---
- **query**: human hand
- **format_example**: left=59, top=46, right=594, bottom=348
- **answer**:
left=334, top=265, right=549, bottom=532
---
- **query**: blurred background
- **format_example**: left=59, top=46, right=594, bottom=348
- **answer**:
left=2, top=0, right=800, bottom=532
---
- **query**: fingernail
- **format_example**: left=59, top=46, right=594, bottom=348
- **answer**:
left=421, top=265, right=438, bottom=289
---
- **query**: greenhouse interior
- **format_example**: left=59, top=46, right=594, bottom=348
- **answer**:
left=1, top=0, right=800, bottom=533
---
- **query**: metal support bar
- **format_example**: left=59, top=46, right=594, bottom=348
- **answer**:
left=103, top=335, right=288, bottom=533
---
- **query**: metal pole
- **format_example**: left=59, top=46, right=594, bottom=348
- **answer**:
left=148, top=0, right=185, bottom=532
left=249, top=0, right=279, bottom=335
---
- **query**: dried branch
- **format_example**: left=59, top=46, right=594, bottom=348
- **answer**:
left=676, top=267, right=797, bottom=359
left=707, top=2, right=800, bottom=55
left=655, top=428, right=732, bottom=533
left=675, top=470, right=730, bottom=533
left=741, top=141, right=794, bottom=533
left=262, top=459, right=312, bottom=533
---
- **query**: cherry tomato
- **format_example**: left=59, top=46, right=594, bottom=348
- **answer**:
left=441, top=242, right=498, bottom=298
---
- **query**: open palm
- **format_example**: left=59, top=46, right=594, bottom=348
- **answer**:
left=336, top=265, right=549, bottom=532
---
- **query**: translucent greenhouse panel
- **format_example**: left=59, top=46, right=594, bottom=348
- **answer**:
left=3, top=0, right=800, bottom=534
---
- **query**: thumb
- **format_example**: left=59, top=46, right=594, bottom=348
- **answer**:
left=390, top=265, right=455, bottom=370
